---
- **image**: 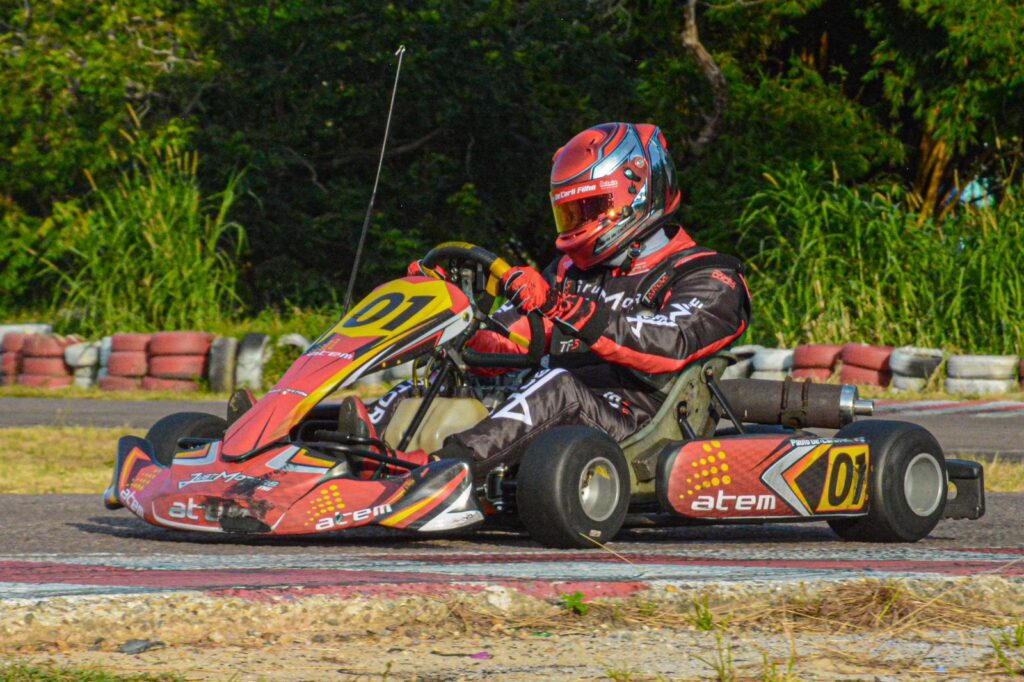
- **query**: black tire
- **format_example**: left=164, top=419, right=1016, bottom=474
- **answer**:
left=828, top=420, right=946, bottom=542
left=145, top=412, right=228, bottom=466
left=516, top=426, right=630, bottom=549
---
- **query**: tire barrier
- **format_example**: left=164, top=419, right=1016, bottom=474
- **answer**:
left=72, top=365, right=97, bottom=390
left=750, top=370, right=789, bottom=381
left=110, top=333, right=151, bottom=353
left=840, top=343, right=893, bottom=371
left=945, top=377, right=1019, bottom=396
left=17, top=334, right=79, bottom=389
left=276, top=333, right=311, bottom=351
left=838, top=344, right=893, bottom=388
left=752, top=348, right=794, bottom=372
left=889, top=347, right=944, bottom=379
left=721, top=357, right=752, bottom=380
left=64, top=341, right=100, bottom=369
left=148, top=354, right=209, bottom=380
left=0, top=323, right=51, bottom=345
left=946, top=354, right=1019, bottom=380
left=839, top=364, right=892, bottom=388
left=106, top=351, right=148, bottom=378
left=208, top=337, right=238, bottom=393
left=235, top=333, right=273, bottom=391
left=149, top=331, right=214, bottom=356
left=793, top=344, right=843, bottom=370
left=1, top=333, right=26, bottom=353
left=892, top=375, right=928, bottom=392
left=1, top=333, right=25, bottom=387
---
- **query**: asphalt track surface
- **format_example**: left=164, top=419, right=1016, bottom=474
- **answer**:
left=1, top=396, right=1023, bottom=603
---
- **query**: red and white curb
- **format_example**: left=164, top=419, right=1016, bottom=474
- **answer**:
left=2, top=548, right=1021, bottom=602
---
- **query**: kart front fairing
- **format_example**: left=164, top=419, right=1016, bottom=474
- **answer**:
left=106, top=275, right=484, bottom=535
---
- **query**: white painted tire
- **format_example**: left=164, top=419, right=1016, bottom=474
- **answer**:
left=729, top=344, right=763, bottom=360
left=889, top=347, right=943, bottom=379
left=892, top=375, right=927, bottom=392
left=750, top=370, right=789, bottom=381
left=208, top=337, right=239, bottom=393
left=277, top=333, right=311, bottom=351
left=73, top=366, right=97, bottom=389
left=64, top=342, right=100, bottom=368
left=945, top=377, right=1017, bottom=396
left=235, top=333, right=272, bottom=391
left=99, top=336, right=113, bottom=367
left=946, top=354, right=1018, bottom=380
left=752, top=348, right=794, bottom=372
left=722, top=357, right=752, bottom=379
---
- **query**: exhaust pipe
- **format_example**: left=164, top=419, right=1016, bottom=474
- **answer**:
left=717, top=378, right=873, bottom=430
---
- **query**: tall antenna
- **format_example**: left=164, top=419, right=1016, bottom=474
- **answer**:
left=343, top=44, right=407, bottom=312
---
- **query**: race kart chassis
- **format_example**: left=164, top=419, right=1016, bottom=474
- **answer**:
left=106, top=241, right=985, bottom=546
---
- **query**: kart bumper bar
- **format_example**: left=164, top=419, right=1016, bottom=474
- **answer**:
left=943, top=459, right=985, bottom=520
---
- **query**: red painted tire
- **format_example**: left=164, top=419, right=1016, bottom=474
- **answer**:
left=1, top=373, right=15, bottom=387
left=148, top=354, right=208, bottom=380
left=99, top=375, right=142, bottom=391
left=793, top=344, right=843, bottom=369
left=106, top=351, right=148, bottom=377
left=1, top=333, right=25, bottom=353
left=141, top=376, right=201, bottom=393
left=1, top=352, right=19, bottom=374
left=22, top=335, right=71, bottom=358
left=111, top=333, right=152, bottom=353
left=840, top=364, right=892, bottom=387
left=21, top=357, right=69, bottom=377
left=16, top=374, right=73, bottom=388
left=792, top=367, right=833, bottom=382
left=149, top=332, right=214, bottom=356
left=840, top=344, right=893, bottom=371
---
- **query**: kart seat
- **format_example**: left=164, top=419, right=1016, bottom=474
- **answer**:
left=619, top=353, right=732, bottom=491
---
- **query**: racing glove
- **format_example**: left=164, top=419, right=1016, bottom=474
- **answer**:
left=502, top=266, right=557, bottom=314
left=547, top=293, right=608, bottom=346
left=407, top=259, right=449, bottom=280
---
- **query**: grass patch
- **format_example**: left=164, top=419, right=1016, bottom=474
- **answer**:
left=0, top=386, right=229, bottom=402
left=0, top=427, right=143, bottom=494
left=0, top=662, right=180, bottom=681
left=960, top=456, right=1024, bottom=494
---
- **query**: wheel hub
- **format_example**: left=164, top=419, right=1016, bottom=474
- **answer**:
left=578, top=456, right=620, bottom=522
left=904, top=452, right=944, bottom=517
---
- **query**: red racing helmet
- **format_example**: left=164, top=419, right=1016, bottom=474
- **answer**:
left=550, top=122, right=681, bottom=269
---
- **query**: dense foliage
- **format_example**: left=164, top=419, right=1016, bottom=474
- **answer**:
left=1, top=0, right=1022, bottom=350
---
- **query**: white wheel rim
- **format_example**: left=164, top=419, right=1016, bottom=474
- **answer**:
left=904, top=453, right=944, bottom=517
left=578, top=456, right=620, bottom=522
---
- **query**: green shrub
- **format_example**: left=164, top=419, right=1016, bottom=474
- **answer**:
left=41, top=127, right=246, bottom=336
left=741, top=164, right=1024, bottom=354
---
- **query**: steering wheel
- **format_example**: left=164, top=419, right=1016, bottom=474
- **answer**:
left=420, top=241, right=545, bottom=369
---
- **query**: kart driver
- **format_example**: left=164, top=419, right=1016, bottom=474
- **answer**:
left=341, top=122, right=751, bottom=477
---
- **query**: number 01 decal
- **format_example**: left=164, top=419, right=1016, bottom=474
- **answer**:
left=330, top=279, right=456, bottom=339
left=815, top=445, right=869, bottom=513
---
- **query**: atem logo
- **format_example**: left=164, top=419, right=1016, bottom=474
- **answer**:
left=315, top=504, right=393, bottom=530
left=691, top=490, right=777, bottom=512
left=169, top=497, right=204, bottom=520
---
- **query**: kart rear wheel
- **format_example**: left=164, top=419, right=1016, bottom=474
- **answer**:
left=828, top=420, right=946, bottom=542
left=516, top=426, right=629, bottom=549
left=146, top=412, right=228, bottom=466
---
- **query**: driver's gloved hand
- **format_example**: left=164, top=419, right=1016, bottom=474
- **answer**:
left=502, top=266, right=557, bottom=314
left=547, top=293, right=607, bottom=345
left=407, top=259, right=449, bottom=279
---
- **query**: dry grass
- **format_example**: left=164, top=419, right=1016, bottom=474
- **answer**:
left=0, top=386, right=229, bottom=402
left=0, top=426, right=143, bottom=494
left=961, top=455, right=1024, bottom=494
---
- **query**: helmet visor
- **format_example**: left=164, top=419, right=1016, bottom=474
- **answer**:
left=552, top=194, right=615, bottom=234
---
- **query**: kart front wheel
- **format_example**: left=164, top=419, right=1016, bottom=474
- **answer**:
left=828, top=420, right=947, bottom=542
left=146, top=412, right=228, bottom=466
left=516, top=426, right=630, bottom=549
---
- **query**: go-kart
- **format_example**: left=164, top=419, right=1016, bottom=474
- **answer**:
left=105, top=242, right=986, bottom=548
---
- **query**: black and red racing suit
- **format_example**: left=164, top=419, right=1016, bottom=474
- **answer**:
left=369, top=226, right=751, bottom=474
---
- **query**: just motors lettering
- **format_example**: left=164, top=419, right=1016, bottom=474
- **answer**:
left=691, top=490, right=777, bottom=513
left=315, top=504, right=393, bottom=530
left=178, top=472, right=280, bottom=492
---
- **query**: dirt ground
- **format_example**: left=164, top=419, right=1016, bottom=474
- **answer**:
left=3, top=578, right=1023, bottom=681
